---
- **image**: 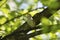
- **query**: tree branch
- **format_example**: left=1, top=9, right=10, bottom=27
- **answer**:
left=1, top=7, right=59, bottom=40
left=27, top=30, right=43, bottom=38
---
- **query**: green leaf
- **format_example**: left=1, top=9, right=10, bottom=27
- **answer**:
left=6, top=4, right=10, bottom=9
left=40, top=0, right=59, bottom=9
left=0, top=16, right=7, bottom=24
left=0, top=0, right=7, bottom=7
left=41, top=17, right=52, bottom=26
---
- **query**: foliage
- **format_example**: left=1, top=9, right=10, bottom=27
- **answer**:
left=0, top=0, right=60, bottom=40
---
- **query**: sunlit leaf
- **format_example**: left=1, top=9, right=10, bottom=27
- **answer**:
left=49, top=32, right=57, bottom=39
left=41, top=17, right=52, bottom=26
left=0, top=0, right=7, bottom=7
left=0, top=16, right=7, bottom=24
